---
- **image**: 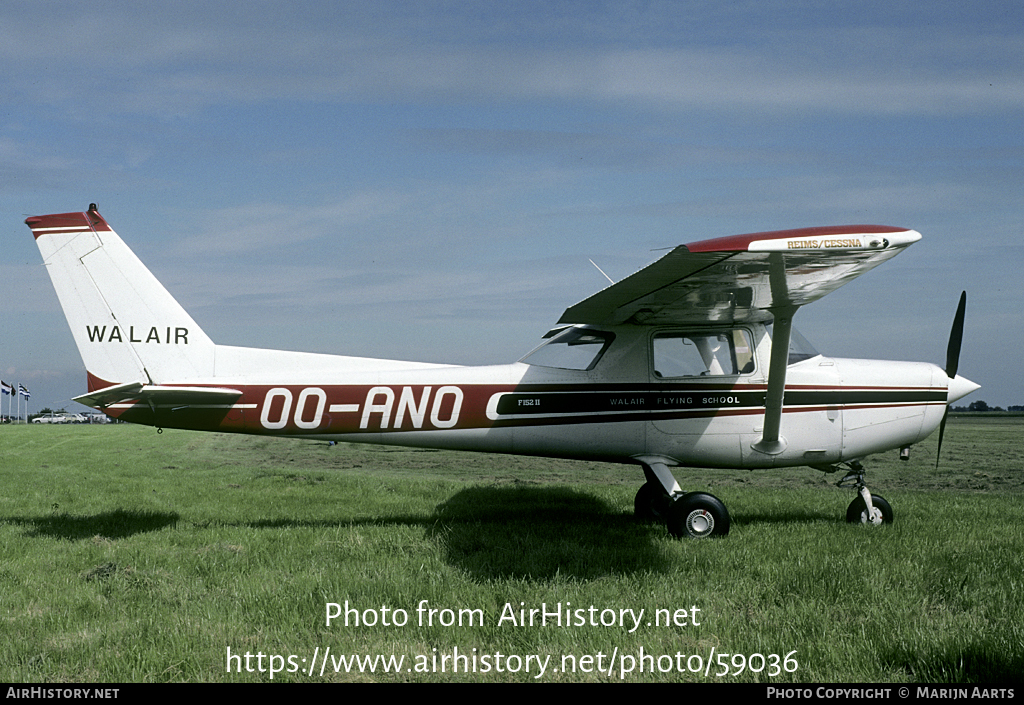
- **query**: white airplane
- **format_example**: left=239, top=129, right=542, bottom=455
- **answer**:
left=27, top=205, right=978, bottom=538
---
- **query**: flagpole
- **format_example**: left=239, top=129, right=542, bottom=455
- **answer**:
left=19, top=385, right=30, bottom=423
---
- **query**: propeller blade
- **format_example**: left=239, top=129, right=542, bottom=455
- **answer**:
left=945, top=291, right=966, bottom=380
left=938, top=291, right=967, bottom=469
left=935, top=406, right=949, bottom=469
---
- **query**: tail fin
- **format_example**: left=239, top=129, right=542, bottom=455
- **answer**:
left=27, top=205, right=216, bottom=389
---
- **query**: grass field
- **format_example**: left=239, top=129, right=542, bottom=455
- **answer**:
left=1, top=416, right=1022, bottom=682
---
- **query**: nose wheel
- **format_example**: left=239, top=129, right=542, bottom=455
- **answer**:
left=835, top=461, right=894, bottom=525
left=846, top=493, right=893, bottom=525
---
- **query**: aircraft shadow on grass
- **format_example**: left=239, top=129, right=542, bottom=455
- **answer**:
left=245, top=485, right=676, bottom=580
left=424, top=485, right=673, bottom=581
left=11, top=508, right=179, bottom=541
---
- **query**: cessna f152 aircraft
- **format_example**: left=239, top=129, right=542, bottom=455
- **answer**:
left=28, top=205, right=979, bottom=538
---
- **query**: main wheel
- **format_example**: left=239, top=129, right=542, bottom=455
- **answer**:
left=667, top=492, right=730, bottom=538
left=846, top=494, right=893, bottom=525
left=634, top=482, right=671, bottom=521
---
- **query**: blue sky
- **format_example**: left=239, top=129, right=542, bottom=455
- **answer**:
left=3, top=1, right=1021, bottom=413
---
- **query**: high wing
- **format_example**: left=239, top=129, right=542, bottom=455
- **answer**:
left=559, top=225, right=922, bottom=327
left=559, top=224, right=922, bottom=456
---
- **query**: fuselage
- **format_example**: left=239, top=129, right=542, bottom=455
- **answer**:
left=97, top=321, right=953, bottom=470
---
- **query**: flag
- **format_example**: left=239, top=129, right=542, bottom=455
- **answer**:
left=0, top=381, right=11, bottom=396
left=19, top=385, right=30, bottom=398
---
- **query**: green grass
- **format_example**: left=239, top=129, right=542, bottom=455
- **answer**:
left=1, top=417, right=1022, bottom=682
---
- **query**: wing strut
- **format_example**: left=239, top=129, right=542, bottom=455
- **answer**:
left=752, top=306, right=796, bottom=455
left=752, top=253, right=797, bottom=455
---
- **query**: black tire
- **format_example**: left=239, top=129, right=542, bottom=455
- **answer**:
left=667, top=492, right=730, bottom=538
left=634, top=482, right=671, bottom=521
left=846, top=494, right=894, bottom=525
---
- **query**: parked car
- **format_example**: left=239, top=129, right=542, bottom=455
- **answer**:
left=33, top=414, right=66, bottom=423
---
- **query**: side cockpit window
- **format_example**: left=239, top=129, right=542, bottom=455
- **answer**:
left=653, top=329, right=754, bottom=378
left=521, top=327, right=615, bottom=371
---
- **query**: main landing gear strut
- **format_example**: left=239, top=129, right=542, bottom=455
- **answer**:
left=634, top=459, right=731, bottom=539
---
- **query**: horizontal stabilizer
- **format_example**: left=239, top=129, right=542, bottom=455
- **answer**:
left=75, top=382, right=242, bottom=408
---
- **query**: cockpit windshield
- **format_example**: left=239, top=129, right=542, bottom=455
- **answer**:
left=766, top=323, right=821, bottom=365
left=520, top=327, right=615, bottom=371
